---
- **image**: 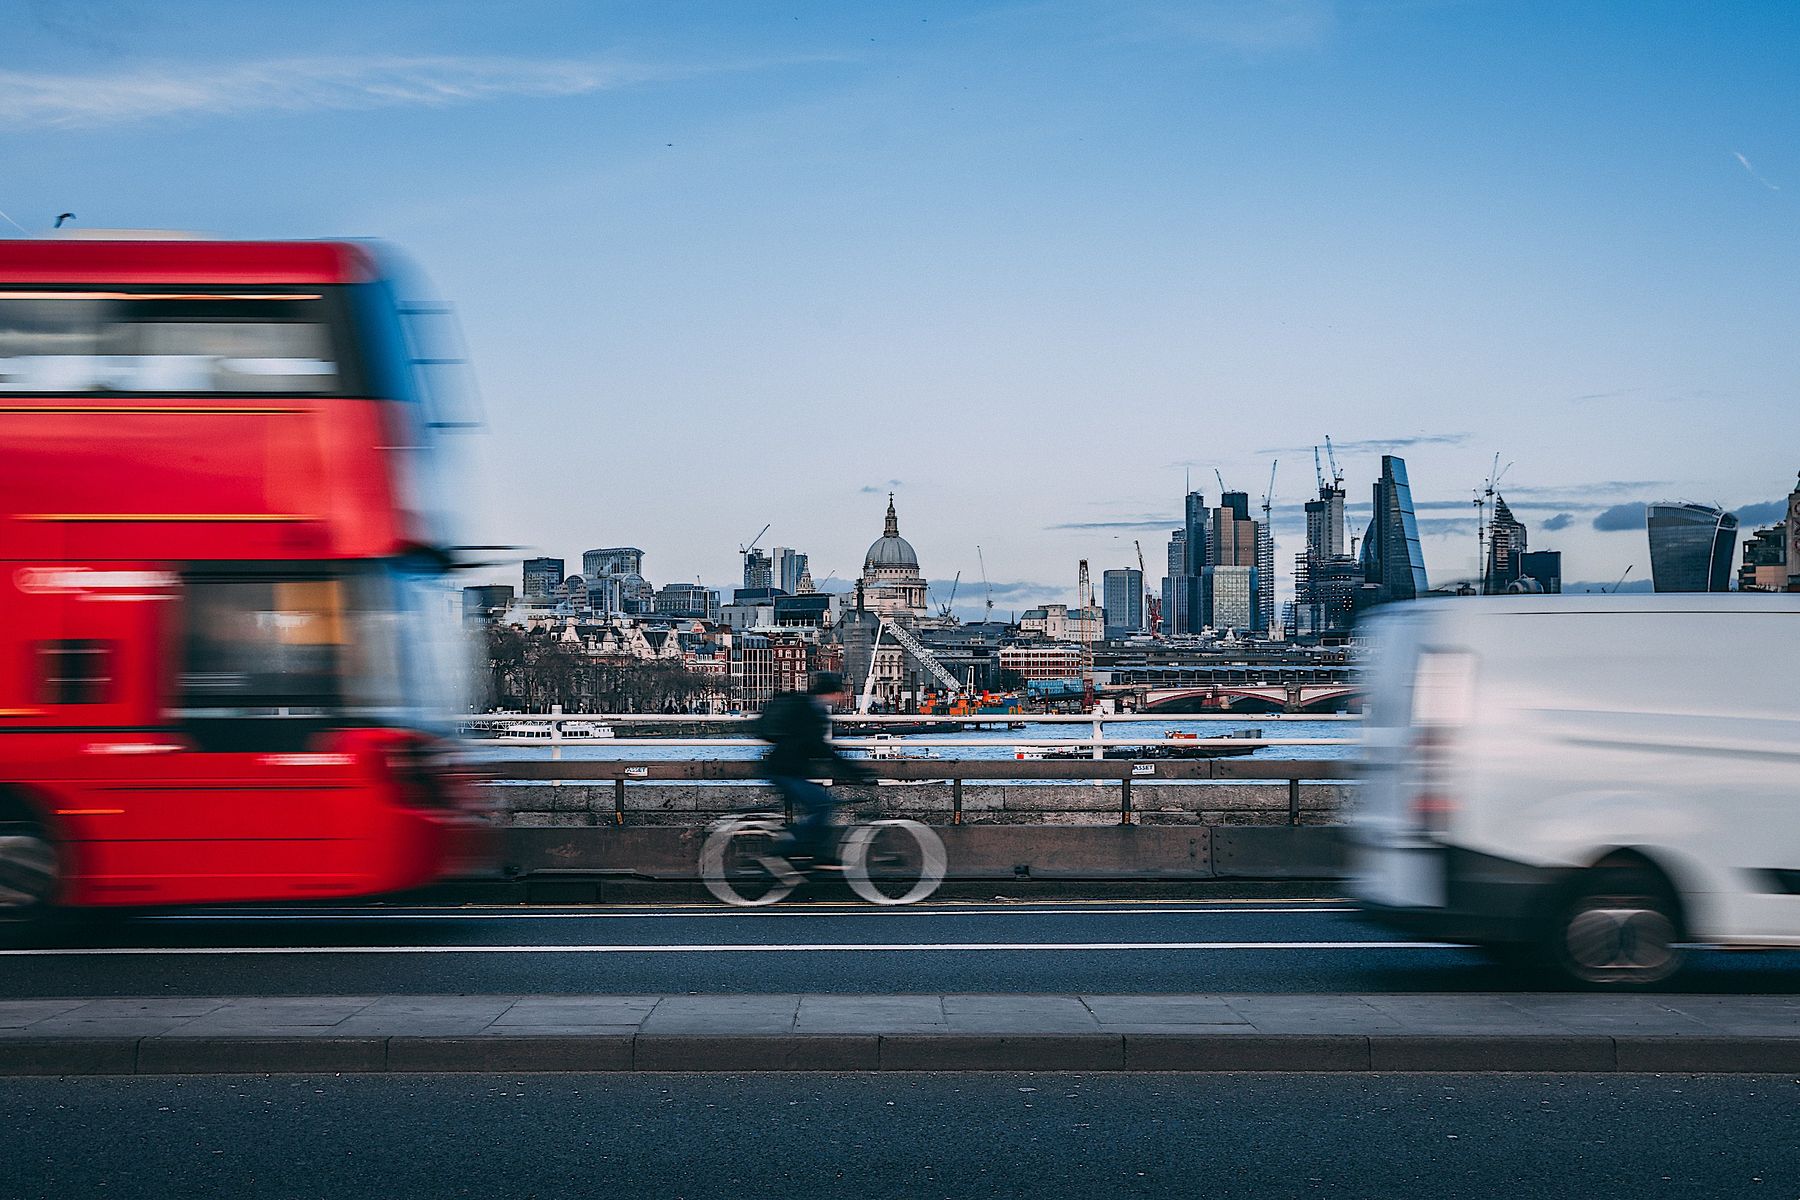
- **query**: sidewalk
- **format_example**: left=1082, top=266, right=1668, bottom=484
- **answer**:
left=3, top=993, right=1798, bottom=1075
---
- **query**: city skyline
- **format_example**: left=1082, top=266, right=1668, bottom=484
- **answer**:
left=4, top=2, right=1795, bottom=602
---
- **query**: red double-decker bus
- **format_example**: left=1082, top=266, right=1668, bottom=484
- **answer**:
left=0, top=238, right=493, bottom=928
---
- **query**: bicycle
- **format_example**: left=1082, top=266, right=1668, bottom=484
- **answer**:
left=699, top=807, right=947, bottom=907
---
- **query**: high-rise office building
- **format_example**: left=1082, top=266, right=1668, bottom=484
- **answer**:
left=1486, top=497, right=1526, bottom=593
left=1304, top=485, right=1346, bottom=560
left=771, top=547, right=809, bottom=595
left=1359, top=455, right=1429, bottom=606
left=1163, top=526, right=1190, bottom=636
left=522, top=557, right=564, bottom=600
left=1102, top=567, right=1144, bottom=639
left=582, top=547, right=643, bottom=578
left=1647, top=502, right=1738, bottom=592
left=1200, top=565, right=1255, bottom=631
left=1294, top=470, right=1354, bottom=639
left=1184, top=491, right=1211, bottom=571
left=1168, top=491, right=1212, bottom=636
left=1211, top=493, right=1258, bottom=566
left=1207, top=493, right=1265, bottom=633
left=742, top=547, right=774, bottom=591
left=1255, top=519, right=1275, bottom=636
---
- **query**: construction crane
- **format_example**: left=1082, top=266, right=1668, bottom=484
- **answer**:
left=935, top=571, right=962, bottom=620
left=1313, top=446, right=1325, bottom=492
left=857, top=617, right=964, bottom=714
left=1323, top=436, right=1344, bottom=487
left=1214, top=468, right=1228, bottom=495
left=976, top=546, right=995, bottom=625
left=1474, top=453, right=1514, bottom=593
left=1077, top=559, right=1095, bottom=710
left=1132, top=539, right=1149, bottom=633
left=737, top=523, right=770, bottom=584
left=1605, top=564, right=1634, bottom=594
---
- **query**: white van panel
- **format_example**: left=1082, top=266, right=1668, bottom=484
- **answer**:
left=1350, top=596, right=1800, bottom=948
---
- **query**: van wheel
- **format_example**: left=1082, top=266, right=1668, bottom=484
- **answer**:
left=1547, top=866, right=1685, bottom=989
left=0, top=816, right=60, bottom=938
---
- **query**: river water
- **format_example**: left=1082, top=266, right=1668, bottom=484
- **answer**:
left=467, top=718, right=1359, bottom=764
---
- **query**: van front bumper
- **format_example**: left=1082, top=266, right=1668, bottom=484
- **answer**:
left=1355, top=845, right=1573, bottom=946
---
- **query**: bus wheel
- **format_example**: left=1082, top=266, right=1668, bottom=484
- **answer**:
left=0, top=816, right=59, bottom=929
left=1548, top=866, right=1685, bottom=989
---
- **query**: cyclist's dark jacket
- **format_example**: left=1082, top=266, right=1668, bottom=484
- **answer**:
left=755, top=692, right=869, bottom=780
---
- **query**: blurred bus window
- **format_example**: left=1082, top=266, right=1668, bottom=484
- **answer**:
left=0, top=290, right=348, bottom=394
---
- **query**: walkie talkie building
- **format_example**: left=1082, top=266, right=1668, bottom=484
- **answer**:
left=1647, top=502, right=1738, bottom=592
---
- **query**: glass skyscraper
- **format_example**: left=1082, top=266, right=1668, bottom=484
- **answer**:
left=1647, top=502, right=1738, bottom=592
left=1360, top=455, right=1428, bottom=605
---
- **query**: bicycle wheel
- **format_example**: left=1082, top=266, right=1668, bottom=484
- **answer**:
left=841, top=820, right=946, bottom=906
left=699, top=818, right=802, bottom=907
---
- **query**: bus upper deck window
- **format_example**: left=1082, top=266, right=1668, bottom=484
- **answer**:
left=0, top=290, right=345, bottom=395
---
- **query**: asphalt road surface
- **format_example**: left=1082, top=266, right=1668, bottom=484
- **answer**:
left=4, top=1072, right=1797, bottom=1199
left=5, top=899, right=1799, bottom=997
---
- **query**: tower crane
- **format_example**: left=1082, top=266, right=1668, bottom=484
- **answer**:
left=976, top=546, right=995, bottom=625
left=1313, top=446, right=1326, bottom=492
left=737, top=523, right=770, bottom=584
left=1214, top=468, right=1228, bottom=495
left=1324, top=436, right=1344, bottom=487
left=935, top=571, right=962, bottom=620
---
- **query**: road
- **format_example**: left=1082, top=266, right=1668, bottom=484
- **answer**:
left=4, top=1072, right=1797, bottom=1199
left=5, top=898, right=1799, bottom=997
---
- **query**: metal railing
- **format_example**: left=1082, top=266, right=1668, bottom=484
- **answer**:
left=481, top=754, right=1355, bottom=828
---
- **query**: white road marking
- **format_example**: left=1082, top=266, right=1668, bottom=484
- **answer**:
left=0, top=940, right=1454, bottom=956
left=142, top=906, right=1359, bottom=921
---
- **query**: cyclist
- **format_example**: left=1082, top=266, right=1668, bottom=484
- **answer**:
left=754, top=671, right=875, bottom=867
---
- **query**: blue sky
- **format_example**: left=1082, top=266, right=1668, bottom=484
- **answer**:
left=4, top=0, right=1797, bottom=608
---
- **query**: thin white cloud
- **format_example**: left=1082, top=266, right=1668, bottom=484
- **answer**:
left=0, top=54, right=798, bottom=128
left=1734, top=151, right=1781, bottom=192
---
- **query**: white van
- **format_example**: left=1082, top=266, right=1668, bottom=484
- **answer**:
left=1347, top=595, right=1800, bottom=987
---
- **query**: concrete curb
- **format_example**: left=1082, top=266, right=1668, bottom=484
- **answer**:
left=6, top=1033, right=1800, bottom=1075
